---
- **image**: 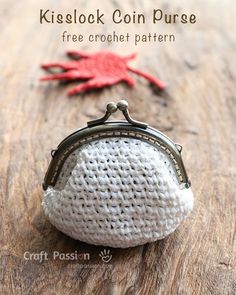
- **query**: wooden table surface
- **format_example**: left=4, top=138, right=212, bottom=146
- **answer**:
left=0, top=0, right=235, bottom=294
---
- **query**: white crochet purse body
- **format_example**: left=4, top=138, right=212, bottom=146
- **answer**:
left=42, top=100, right=193, bottom=248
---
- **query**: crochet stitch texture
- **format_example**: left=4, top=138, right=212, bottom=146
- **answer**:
left=43, top=137, right=194, bottom=248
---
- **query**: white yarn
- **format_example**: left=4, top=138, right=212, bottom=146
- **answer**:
left=43, top=137, right=194, bottom=248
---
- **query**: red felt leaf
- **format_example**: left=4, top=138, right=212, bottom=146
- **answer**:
left=40, top=50, right=165, bottom=95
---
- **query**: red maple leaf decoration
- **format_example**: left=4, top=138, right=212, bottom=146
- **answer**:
left=40, top=50, right=165, bottom=95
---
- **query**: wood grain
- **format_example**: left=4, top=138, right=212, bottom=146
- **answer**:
left=0, top=0, right=235, bottom=294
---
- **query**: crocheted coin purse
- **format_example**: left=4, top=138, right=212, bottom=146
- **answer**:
left=42, top=100, right=194, bottom=248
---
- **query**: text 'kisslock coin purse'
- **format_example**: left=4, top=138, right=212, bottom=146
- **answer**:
left=42, top=100, right=193, bottom=248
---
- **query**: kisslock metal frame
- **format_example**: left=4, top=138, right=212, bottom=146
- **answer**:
left=43, top=100, right=191, bottom=190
